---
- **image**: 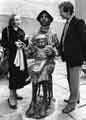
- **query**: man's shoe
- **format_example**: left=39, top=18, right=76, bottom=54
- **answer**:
left=64, top=99, right=80, bottom=104
left=8, top=98, right=17, bottom=109
left=62, top=103, right=75, bottom=113
left=15, top=94, right=23, bottom=100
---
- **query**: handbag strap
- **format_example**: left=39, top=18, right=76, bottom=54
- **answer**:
left=5, top=26, right=10, bottom=58
left=7, top=26, right=9, bottom=42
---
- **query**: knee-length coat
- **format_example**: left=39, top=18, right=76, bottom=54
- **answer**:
left=1, top=26, right=29, bottom=89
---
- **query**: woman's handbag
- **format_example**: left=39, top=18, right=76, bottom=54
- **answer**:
left=0, top=27, right=9, bottom=78
left=0, top=46, right=8, bottom=78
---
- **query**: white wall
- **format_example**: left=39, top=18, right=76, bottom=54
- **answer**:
left=1, top=0, right=85, bottom=41
left=0, top=0, right=76, bottom=20
left=75, top=0, right=86, bottom=20
left=0, top=15, right=65, bottom=41
left=0, top=0, right=66, bottom=41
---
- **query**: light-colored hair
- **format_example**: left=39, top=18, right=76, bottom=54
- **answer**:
left=8, top=14, right=16, bottom=27
left=8, top=14, right=21, bottom=27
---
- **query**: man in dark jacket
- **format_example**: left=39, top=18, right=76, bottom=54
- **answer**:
left=59, top=1, right=85, bottom=113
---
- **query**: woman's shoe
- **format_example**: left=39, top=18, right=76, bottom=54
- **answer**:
left=8, top=98, right=17, bottom=109
left=15, top=94, right=23, bottom=100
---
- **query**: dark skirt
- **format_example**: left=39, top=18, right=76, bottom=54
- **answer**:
left=8, top=51, right=29, bottom=90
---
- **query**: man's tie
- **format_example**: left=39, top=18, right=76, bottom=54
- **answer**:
left=61, top=20, right=69, bottom=51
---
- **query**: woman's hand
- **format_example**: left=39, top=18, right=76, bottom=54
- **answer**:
left=15, top=40, right=25, bottom=48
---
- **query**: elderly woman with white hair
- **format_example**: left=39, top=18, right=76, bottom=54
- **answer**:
left=1, top=14, right=29, bottom=109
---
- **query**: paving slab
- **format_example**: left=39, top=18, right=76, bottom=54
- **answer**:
left=0, top=60, right=86, bottom=120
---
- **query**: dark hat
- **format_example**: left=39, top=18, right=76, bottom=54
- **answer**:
left=37, top=10, right=53, bottom=23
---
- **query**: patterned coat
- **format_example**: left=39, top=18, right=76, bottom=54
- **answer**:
left=27, top=28, right=59, bottom=84
left=1, top=26, right=29, bottom=89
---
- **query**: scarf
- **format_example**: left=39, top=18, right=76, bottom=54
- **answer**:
left=14, top=48, right=25, bottom=71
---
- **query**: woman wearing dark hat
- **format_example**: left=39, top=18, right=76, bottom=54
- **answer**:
left=36, top=10, right=59, bottom=106
left=26, top=10, right=59, bottom=118
left=1, top=14, right=29, bottom=109
left=37, top=10, right=53, bottom=26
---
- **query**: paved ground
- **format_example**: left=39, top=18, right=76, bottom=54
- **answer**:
left=0, top=58, right=86, bottom=120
